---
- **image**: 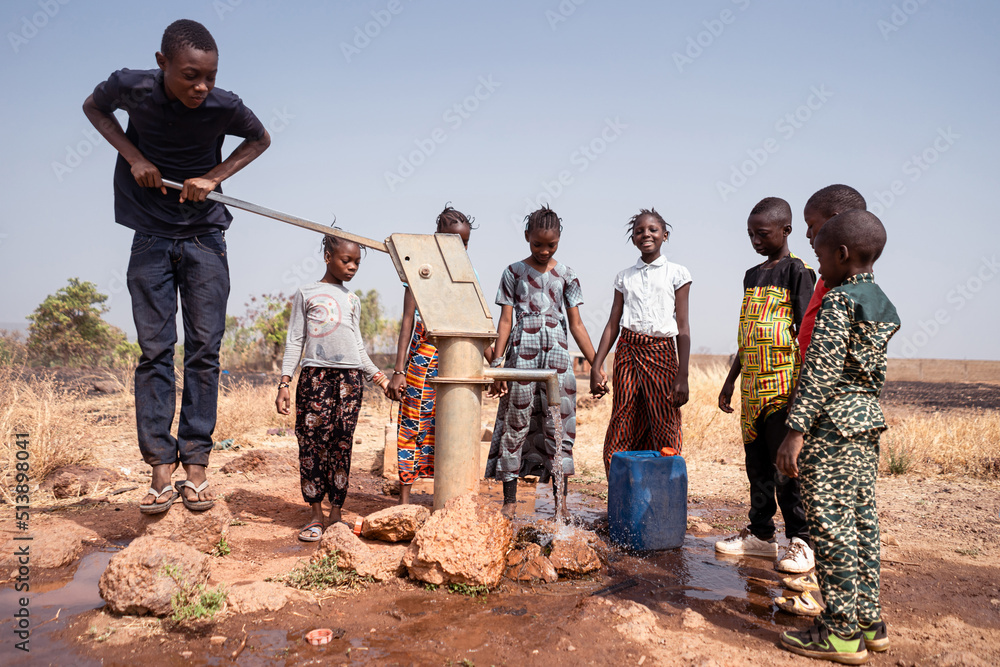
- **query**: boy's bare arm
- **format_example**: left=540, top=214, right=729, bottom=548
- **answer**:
left=83, top=95, right=167, bottom=194
left=182, top=130, right=271, bottom=203
left=718, top=355, right=741, bottom=413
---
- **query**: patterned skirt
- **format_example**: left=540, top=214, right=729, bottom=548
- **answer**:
left=396, top=320, right=437, bottom=484
left=602, top=328, right=683, bottom=475
left=295, top=366, right=363, bottom=506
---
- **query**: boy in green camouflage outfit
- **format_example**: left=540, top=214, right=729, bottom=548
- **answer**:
left=776, top=209, right=900, bottom=665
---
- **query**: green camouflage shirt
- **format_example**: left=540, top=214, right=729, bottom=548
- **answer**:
left=787, top=273, right=901, bottom=436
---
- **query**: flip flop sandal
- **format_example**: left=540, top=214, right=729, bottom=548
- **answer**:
left=298, top=521, right=324, bottom=543
left=139, top=485, right=177, bottom=515
left=782, top=572, right=820, bottom=592
left=175, top=479, right=215, bottom=511
left=774, top=590, right=823, bottom=617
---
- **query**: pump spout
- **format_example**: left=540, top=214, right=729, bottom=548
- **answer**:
left=482, top=368, right=560, bottom=407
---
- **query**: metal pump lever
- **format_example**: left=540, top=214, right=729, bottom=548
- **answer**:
left=160, top=179, right=388, bottom=253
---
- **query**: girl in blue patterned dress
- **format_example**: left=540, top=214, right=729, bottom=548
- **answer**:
left=486, top=206, right=599, bottom=518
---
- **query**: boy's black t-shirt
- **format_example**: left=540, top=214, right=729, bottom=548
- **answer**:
left=742, top=254, right=816, bottom=330
left=91, top=68, right=266, bottom=239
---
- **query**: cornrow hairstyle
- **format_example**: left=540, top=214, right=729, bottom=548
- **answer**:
left=815, top=209, right=886, bottom=265
left=436, top=203, right=477, bottom=231
left=524, top=205, right=563, bottom=233
left=805, top=184, right=867, bottom=219
left=321, top=225, right=365, bottom=257
left=625, top=207, right=672, bottom=241
left=749, top=196, right=793, bottom=226
left=161, top=19, right=218, bottom=59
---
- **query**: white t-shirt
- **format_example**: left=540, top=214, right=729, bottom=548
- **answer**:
left=613, top=256, right=692, bottom=338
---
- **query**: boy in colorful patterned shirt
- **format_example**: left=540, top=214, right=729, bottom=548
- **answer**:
left=776, top=209, right=900, bottom=664
left=717, top=197, right=816, bottom=574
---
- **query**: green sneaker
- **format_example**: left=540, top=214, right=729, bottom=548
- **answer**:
left=780, top=622, right=868, bottom=664
left=859, top=619, right=889, bottom=652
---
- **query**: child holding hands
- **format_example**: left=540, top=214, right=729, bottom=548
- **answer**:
left=386, top=206, right=477, bottom=505
left=486, top=206, right=598, bottom=518
left=590, top=209, right=692, bottom=473
left=276, top=235, right=389, bottom=542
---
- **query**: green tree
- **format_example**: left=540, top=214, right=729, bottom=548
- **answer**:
left=354, top=289, right=385, bottom=353
left=26, top=278, right=127, bottom=366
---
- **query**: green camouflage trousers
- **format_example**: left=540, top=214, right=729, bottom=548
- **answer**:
left=799, top=415, right=882, bottom=636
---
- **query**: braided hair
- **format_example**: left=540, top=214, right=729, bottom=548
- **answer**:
left=625, top=207, right=671, bottom=240
left=524, top=205, right=562, bottom=234
left=436, top=204, right=476, bottom=232
left=161, top=19, right=218, bottom=59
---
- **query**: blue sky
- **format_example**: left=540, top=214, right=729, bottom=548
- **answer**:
left=2, top=0, right=998, bottom=360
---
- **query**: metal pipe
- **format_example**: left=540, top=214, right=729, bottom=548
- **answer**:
left=160, top=179, right=388, bottom=253
left=483, top=367, right=560, bottom=407
left=430, top=336, right=488, bottom=511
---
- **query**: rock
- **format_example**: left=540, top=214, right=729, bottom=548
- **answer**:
left=226, top=582, right=292, bottom=614
left=47, top=465, right=121, bottom=498
left=209, top=636, right=227, bottom=646
left=504, top=544, right=558, bottom=583
left=681, top=607, right=708, bottom=630
left=318, top=523, right=406, bottom=581
left=356, top=543, right=408, bottom=581
left=361, top=504, right=430, bottom=542
left=688, top=522, right=713, bottom=534
left=403, top=493, right=513, bottom=587
left=320, top=523, right=370, bottom=571
left=882, top=535, right=900, bottom=546
left=481, top=427, right=493, bottom=441
left=139, top=500, right=232, bottom=554
left=548, top=531, right=601, bottom=575
left=219, top=451, right=295, bottom=475
left=92, top=379, right=120, bottom=394
left=99, top=536, right=212, bottom=616
left=610, top=600, right=661, bottom=644
left=2, top=519, right=99, bottom=572
left=936, top=652, right=992, bottom=667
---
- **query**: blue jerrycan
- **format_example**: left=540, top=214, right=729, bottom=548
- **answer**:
left=608, top=450, right=687, bottom=550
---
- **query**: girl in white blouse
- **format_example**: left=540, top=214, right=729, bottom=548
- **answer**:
left=590, top=209, right=692, bottom=475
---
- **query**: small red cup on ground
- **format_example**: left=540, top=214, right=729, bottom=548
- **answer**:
left=306, top=628, right=333, bottom=646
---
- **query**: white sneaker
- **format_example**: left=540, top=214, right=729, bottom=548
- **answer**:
left=715, top=528, right=778, bottom=556
left=776, top=537, right=815, bottom=573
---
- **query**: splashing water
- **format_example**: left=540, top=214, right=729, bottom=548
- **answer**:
left=549, top=403, right=565, bottom=522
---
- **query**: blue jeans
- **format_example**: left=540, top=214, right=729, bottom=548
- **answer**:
left=127, top=230, right=230, bottom=467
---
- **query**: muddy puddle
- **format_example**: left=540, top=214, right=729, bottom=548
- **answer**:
left=4, top=492, right=805, bottom=665
left=4, top=548, right=117, bottom=666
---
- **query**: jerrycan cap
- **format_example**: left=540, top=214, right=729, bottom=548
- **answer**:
left=659, top=446, right=680, bottom=457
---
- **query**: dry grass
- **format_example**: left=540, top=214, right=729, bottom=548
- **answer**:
left=0, top=366, right=96, bottom=498
left=1, top=359, right=997, bottom=497
left=574, top=362, right=1000, bottom=481
left=882, top=409, right=1000, bottom=478
left=574, top=363, right=743, bottom=479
